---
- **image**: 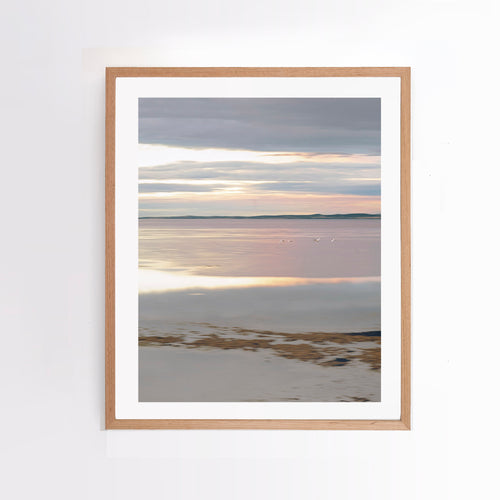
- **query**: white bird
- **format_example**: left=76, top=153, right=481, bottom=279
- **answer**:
left=313, top=238, right=321, bottom=243
left=330, top=237, right=335, bottom=242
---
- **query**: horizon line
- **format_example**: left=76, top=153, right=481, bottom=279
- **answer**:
left=139, top=213, right=381, bottom=219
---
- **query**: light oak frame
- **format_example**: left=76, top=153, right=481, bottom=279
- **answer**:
left=105, top=67, right=411, bottom=430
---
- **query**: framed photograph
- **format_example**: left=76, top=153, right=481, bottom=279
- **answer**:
left=105, top=67, right=411, bottom=430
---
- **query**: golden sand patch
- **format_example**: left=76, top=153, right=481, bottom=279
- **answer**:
left=270, top=343, right=325, bottom=362
left=231, top=328, right=381, bottom=345
left=187, top=334, right=272, bottom=351
left=138, top=335, right=184, bottom=346
left=353, top=347, right=381, bottom=371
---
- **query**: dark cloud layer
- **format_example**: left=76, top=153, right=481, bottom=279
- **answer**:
left=139, top=160, right=379, bottom=181
left=139, top=98, right=380, bottom=154
left=139, top=180, right=380, bottom=197
left=256, top=181, right=380, bottom=196
left=139, top=158, right=380, bottom=197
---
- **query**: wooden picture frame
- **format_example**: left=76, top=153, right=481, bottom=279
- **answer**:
left=106, top=67, right=411, bottom=430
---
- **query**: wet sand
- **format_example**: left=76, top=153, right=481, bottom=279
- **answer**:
left=139, top=345, right=380, bottom=402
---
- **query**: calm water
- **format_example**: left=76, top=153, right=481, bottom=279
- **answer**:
left=138, top=218, right=381, bottom=402
left=139, top=218, right=380, bottom=279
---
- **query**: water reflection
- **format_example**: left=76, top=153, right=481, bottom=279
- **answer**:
left=139, top=268, right=380, bottom=293
left=139, top=218, right=381, bottom=279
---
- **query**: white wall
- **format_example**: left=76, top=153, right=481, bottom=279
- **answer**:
left=1, top=1, right=499, bottom=499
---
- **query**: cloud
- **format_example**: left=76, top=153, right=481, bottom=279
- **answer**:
left=255, top=181, right=381, bottom=196
left=139, top=160, right=380, bottom=182
left=139, top=158, right=379, bottom=183
left=138, top=144, right=379, bottom=169
left=137, top=98, right=381, bottom=215
left=138, top=155, right=381, bottom=199
left=139, top=180, right=380, bottom=197
left=139, top=183, right=222, bottom=193
left=139, top=98, right=380, bottom=154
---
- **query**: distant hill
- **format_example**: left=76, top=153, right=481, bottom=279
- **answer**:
left=139, top=213, right=381, bottom=220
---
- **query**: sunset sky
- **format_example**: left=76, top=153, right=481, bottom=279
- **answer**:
left=138, top=98, right=381, bottom=217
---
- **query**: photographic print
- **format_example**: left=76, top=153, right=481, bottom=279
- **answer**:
left=138, top=97, right=382, bottom=403
left=106, top=68, right=410, bottom=429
